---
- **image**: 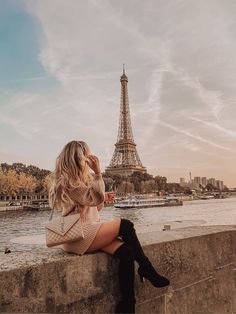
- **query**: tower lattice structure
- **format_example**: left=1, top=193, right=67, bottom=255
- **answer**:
left=105, top=66, right=147, bottom=176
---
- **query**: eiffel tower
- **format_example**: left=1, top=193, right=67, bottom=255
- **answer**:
left=105, top=66, right=147, bottom=176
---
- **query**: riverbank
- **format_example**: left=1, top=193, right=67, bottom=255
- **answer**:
left=0, top=225, right=235, bottom=313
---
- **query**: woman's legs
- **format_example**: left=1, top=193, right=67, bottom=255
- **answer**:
left=85, top=217, right=168, bottom=313
left=91, top=227, right=136, bottom=313
left=86, top=218, right=123, bottom=253
left=99, top=238, right=124, bottom=254
left=117, top=218, right=170, bottom=287
left=100, top=240, right=136, bottom=313
left=112, top=243, right=136, bottom=313
left=85, top=219, right=136, bottom=312
left=90, top=221, right=136, bottom=313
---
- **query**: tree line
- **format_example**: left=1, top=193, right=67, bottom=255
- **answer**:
left=102, top=171, right=191, bottom=195
left=0, top=162, right=191, bottom=196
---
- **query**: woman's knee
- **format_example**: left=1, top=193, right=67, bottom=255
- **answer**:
left=121, top=218, right=134, bottom=227
left=100, top=239, right=124, bottom=255
left=120, top=218, right=135, bottom=234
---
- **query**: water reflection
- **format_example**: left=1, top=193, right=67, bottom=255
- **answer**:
left=100, top=207, right=146, bottom=225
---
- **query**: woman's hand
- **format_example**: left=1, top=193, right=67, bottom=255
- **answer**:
left=86, top=155, right=101, bottom=174
left=104, top=192, right=110, bottom=202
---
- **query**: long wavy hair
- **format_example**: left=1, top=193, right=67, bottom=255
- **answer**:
left=48, top=140, right=94, bottom=215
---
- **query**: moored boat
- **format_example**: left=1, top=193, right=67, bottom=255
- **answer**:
left=23, top=200, right=50, bottom=211
left=114, top=196, right=183, bottom=209
left=199, top=195, right=215, bottom=200
left=23, top=205, right=40, bottom=211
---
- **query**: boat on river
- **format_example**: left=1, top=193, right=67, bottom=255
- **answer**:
left=23, top=205, right=40, bottom=211
left=23, top=200, right=49, bottom=211
left=199, top=195, right=215, bottom=200
left=114, top=196, right=183, bottom=209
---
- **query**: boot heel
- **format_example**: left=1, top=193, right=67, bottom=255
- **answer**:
left=137, top=265, right=170, bottom=288
left=139, top=273, right=145, bottom=283
left=138, top=267, right=145, bottom=283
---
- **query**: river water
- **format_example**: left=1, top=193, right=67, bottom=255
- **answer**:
left=1, top=197, right=236, bottom=252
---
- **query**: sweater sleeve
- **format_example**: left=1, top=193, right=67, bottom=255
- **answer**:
left=69, top=173, right=105, bottom=206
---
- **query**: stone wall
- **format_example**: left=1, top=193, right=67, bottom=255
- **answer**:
left=0, top=225, right=235, bottom=313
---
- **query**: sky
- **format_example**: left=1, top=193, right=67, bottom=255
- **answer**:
left=1, top=0, right=236, bottom=187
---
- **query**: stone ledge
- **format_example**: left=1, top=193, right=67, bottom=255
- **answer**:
left=0, top=225, right=236, bottom=313
left=1, top=224, right=235, bottom=271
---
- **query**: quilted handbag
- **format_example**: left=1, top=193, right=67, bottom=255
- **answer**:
left=45, top=207, right=85, bottom=247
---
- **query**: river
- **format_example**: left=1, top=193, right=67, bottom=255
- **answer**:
left=0, top=197, right=236, bottom=252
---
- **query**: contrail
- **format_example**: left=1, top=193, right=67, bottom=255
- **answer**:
left=159, top=120, right=236, bottom=152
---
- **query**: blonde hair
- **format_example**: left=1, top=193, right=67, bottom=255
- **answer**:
left=48, top=140, right=94, bottom=216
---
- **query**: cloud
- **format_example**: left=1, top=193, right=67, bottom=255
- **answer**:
left=176, top=70, right=225, bottom=119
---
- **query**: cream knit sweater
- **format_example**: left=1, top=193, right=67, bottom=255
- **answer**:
left=61, top=173, right=105, bottom=221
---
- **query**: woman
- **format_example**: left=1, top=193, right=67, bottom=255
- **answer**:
left=48, top=140, right=170, bottom=314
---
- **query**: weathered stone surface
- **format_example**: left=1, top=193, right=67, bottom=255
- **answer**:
left=137, top=294, right=166, bottom=314
left=0, top=225, right=236, bottom=313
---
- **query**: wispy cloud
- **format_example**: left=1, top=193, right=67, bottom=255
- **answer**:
left=191, top=117, right=236, bottom=138
left=170, top=69, right=225, bottom=119
left=4, top=76, right=49, bottom=83
left=178, top=139, right=201, bottom=152
left=140, top=69, right=163, bottom=145
left=159, top=121, right=236, bottom=152
left=191, top=79, right=223, bottom=119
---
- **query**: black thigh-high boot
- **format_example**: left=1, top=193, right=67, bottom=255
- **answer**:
left=118, top=218, right=170, bottom=288
left=113, top=242, right=136, bottom=314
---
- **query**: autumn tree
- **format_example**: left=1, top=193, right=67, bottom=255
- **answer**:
left=1, top=170, right=19, bottom=195
left=17, top=172, right=37, bottom=193
left=43, top=174, right=51, bottom=193
left=0, top=162, right=51, bottom=195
